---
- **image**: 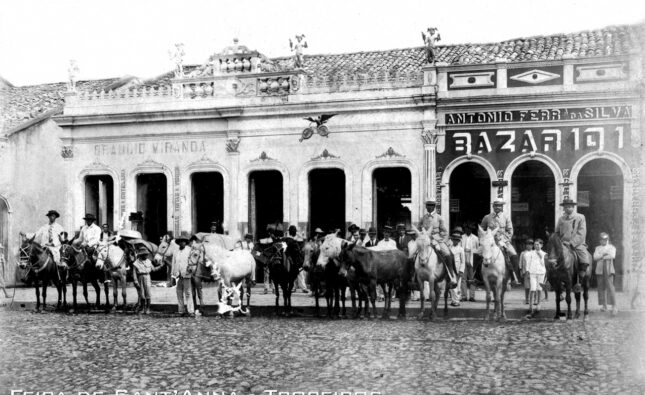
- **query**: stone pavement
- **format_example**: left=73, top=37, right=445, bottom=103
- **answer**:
left=3, top=280, right=644, bottom=321
left=0, top=308, right=644, bottom=394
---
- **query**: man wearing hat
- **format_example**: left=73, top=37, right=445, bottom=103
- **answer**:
left=33, top=210, right=65, bottom=267
left=449, top=231, right=466, bottom=306
left=171, top=231, right=195, bottom=316
left=79, top=213, right=102, bottom=251
left=132, top=246, right=164, bottom=314
left=285, top=225, right=308, bottom=293
left=379, top=226, right=398, bottom=250
left=480, top=199, right=517, bottom=279
left=420, top=199, right=457, bottom=288
left=346, top=224, right=361, bottom=244
left=555, top=198, right=591, bottom=278
left=357, top=228, right=367, bottom=247
left=365, top=227, right=379, bottom=248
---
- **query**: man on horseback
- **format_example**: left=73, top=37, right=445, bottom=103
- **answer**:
left=419, top=199, right=458, bottom=288
left=555, top=198, right=591, bottom=287
left=33, top=210, right=65, bottom=268
left=78, top=213, right=104, bottom=281
left=480, top=199, right=517, bottom=284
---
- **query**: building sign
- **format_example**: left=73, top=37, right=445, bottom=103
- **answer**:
left=95, top=140, right=207, bottom=156
left=445, top=106, right=632, bottom=125
left=448, top=125, right=628, bottom=156
left=449, top=199, right=459, bottom=213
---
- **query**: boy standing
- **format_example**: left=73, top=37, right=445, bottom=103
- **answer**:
left=519, top=239, right=534, bottom=304
left=132, top=247, right=164, bottom=314
left=525, top=242, right=546, bottom=317
left=449, top=232, right=465, bottom=307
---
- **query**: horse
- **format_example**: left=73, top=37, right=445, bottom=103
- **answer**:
left=18, top=235, right=67, bottom=312
left=338, top=242, right=411, bottom=320
left=315, top=233, right=350, bottom=318
left=262, top=238, right=304, bottom=317
left=60, top=243, right=107, bottom=311
left=154, top=237, right=176, bottom=286
left=545, top=232, right=590, bottom=320
left=204, top=243, right=256, bottom=312
left=478, top=226, right=508, bottom=321
left=186, top=242, right=213, bottom=314
left=94, top=243, right=129, bottom=311
left=412, top=227, right=449, bottom=320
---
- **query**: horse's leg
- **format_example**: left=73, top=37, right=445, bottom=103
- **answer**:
left=90, top=280, right=100, bottom=309
left=246, top=278, right=252, bottom=311
left=111, top=276, right=118, bottom=312
left=103, top=275, right=111, bottom=310
left=333, top=283, right=341, bottom=318
left=283, top=283, right=291, bottom=317
left=314, top=283, right=321, bottom=317
left=71, top=279, right=78, bottom=312
left=554, top=284, right=561, bottom=320
left=42, top=279, right=48, bottom=312
left=121, top=273, right=127, bottom=311
left=583, top=281, right=589, bottom=319
left=34, top=279, right=41, bottom=312
left=380, top=283, right=389, bottom=319
left=484, top=281, right=492, bottom=321
left=500, top=278, right=507, bottom=321
left=574, top=289, right=581, bottom=319
left=340, top=283, right=347, bottom=318
left=369, top=279, right=378, bottom=319
left=443, top=281, right=449, bottom=317
left=565, top=282, right=573, bottom=320
left=274, top=281, right=280, bottom=316
left=417, top=277, right=425, bottom=320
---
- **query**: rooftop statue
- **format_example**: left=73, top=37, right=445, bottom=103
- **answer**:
left=169, top=43, right=186, bottom=78
left=421, top=27, right=441, bottom=65
left=67, top=60, right=79, bottom=92
left=289, top=34, right=308, bottom=69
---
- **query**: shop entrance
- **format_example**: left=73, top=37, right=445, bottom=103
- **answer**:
left=191, top=172, right=224, bottom=233
left=510, top=161, right=555, bottom=245
left=309, top=168, right=345, bottom=234
left=85, top=175, right=115, bottom=230
left=449, top=162, right=491, bottom=231
left=373, top=167, right=411, bottom=231
left=136, top=173, right=167, bottom=243
left=577, top=159, right=624, bottom=289
left=249, top=170, right=283, bottom=240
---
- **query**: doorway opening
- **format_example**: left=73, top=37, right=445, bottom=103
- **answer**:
left=372, top=167, right=411, bottom=232
left=449, top=162, right=490, bottom=231
left=191, top=172, right=224, bottom=234
left=85, top=175, right=115, bottom=230
left=309, top=168, right=345, bottom=234
left=136, top=173, right=167, bottom=244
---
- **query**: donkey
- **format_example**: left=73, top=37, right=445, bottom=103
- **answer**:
left=412, top=227, right=450, bottom=320
left=94, top=243, right=129, bottom=311
left=478, top=226, right=509, bottom=321
left=545, top=232, right=590, bottom=320
left=315, top=233, right=350, bottom=318
left=205, top=243, right=256, bottom=313
left=60, top=243, right=107, bottom=312
left=18, top=235, right=67, bottom=312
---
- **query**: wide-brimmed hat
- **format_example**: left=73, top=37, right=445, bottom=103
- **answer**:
left=82, top=213, right=96, bottom=221
left=450, top=232, right=462, bottom=240
left=383, top=225, right=393, bottom=233
left=452, top=226, right=464, bottom=235
left=288, top=225, right=298, bottom=233
left=136, top=247, right=149, bottom=256
left=348, top=223, right=359, bottom=232
left=175, top=231, right=192, bottom=242
left=560, top=199, right=577, bottom=206
left=406, top=229, right=416, bottom=235
left=493, top=198, right=505, bottom=206
left=314, top=227, right=324, bottom=234
left=368, top=227, right=377, bottom=235
left=425, top=199, right=437, bottom=205
left=45, top=210, right=60, bottom=218
left=396, top=223, right=406, bottom=229
left=358, top=228, right=367, bottom=235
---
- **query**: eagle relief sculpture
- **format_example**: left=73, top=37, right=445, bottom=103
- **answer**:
left=299, top=114, right=337, bottom=142
left=421, top=27, right=441, bottom=65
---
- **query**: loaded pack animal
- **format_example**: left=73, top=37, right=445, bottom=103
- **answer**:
left=214, top=282, right=249, bottom=317
left=204, top=243, right=256, bottom=313
left=154, top=236, right=176, bottom=286
left=18, top=234, right=68, bottom=312
left=60, top=242, right=107, bottom=312
left=93, top=242, right=129, bottom=311
left=314, top=233, right=351, bottom=318
left=410, top=227, right=450, bottom=319
left=478, top=226, right=509, bottom=321
left=337, top=240, right=412, bottom=319
left=545, top=232, right=590, bottom=320
left=270, top=237, right=305, bottom=317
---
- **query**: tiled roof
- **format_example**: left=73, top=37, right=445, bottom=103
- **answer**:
left=0, top=79, right=120, bottom=134
left=1, top=23, right=641, bottom=135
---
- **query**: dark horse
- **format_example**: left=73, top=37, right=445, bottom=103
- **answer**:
left=18, top=235, right=68, bottom=311
left=545, top=233, right=590, bottom=320
left=60, top=243, right=108, bottom=312
left=312, top=235, right=351, bottom=319
left=263, top=239, right=304, bottom=317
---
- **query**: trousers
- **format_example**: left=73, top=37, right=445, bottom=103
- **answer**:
left=597, top=273, right=616, bottom=306
left=176, top=277, right=194, bottom=314
left=461, top=263, right=476, bottom=299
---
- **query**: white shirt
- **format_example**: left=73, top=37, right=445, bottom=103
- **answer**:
left=377, top=239, right=398, bottom=250
left=172, top=247, right=193, bottom=278
left=524, top=251, right=546, bottom=275
left=34, top=222, right=64, bottom=247
left=461, top=234, right=479, bottom=263
left=79, top=223, right=102, bottom=247
left=450, top=244, right=465, bottom=274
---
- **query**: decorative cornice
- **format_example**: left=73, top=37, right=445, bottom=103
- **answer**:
left=188, top=156, right=220, bottom=167
left=311, top=149, right=339, bottom=160
left=251, top=151, right=276, bottom=162
left=375, top=147, right=404, bottom=158
left=136, top=158, right=165, bottom=168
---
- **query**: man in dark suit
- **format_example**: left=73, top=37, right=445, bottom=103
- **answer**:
left=395, top=223, right=408, bottom=251
left=364, top=227, right=379, bottom=248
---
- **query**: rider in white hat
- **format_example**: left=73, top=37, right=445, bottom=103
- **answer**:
left=480, top=198, right=517, bottom=281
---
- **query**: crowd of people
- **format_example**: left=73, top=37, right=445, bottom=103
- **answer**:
left=23, top=194, right=624, bottom=317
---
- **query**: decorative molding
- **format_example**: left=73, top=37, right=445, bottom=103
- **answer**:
left=311, top=149, right=339, bottom=160
left=61, top=145, right=74, bottom=159
left=631, top=167, right=641, bottom=272
left=421, top=130, right=438, bottom=145
left=188, top=156, right=220, bottom=168
left=509, top=68, right=561, bottom=85
left=136, top=158, right=165, bottom=169
left=225, top=138, right=240, bottom=153
left=448, top=70, right=496, bottom=90
left=574, top=63, right=627, bottom=83
left=174, top=166, right=181, bottom=235
left=251, top=151, right=276, bottom=162
left=375, top=147, right=404, bottom=159
left=120, top=169, right=126, bottom=217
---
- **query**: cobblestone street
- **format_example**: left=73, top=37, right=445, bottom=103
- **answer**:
left=1, top=304, right=644, bottom=394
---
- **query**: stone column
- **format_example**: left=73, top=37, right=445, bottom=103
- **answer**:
left=226, top=131, right=241, bottom=237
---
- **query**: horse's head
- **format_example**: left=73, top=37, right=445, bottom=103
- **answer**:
left=189, top=242, right=205, bottom=266
left=94, top=244, right=109, bottom=270
left=545, top=232, right=563, bottom=270
left=18, top=234, right=36, bottom=268
left=316, top=233, right=345, bottom=268
left=478, top=226, right=499, bottom=267
left=414, top=230, right=434, bottom=267
left=154, top=239, right=171, bottom=264
left=60, top=244, right=75, bottom=268
left=302, top=241, right=319, bottom=271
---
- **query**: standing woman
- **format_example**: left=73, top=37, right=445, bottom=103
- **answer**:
left=593, top=232, right=618, bottom=316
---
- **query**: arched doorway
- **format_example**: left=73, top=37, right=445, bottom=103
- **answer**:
left=309, top=168, right=345, bottom=233
left=85, top=175, right=115, bottom=230
left=577, top=159, right=624, bottom=289
left=373, top=167, right=411, bottom=231
left=191, top=172, right=224, bottom=233
left=510, top=161, right=555, bottom=245
left=449, top=162, right=490, bottom=231
left=249, top=170, right=283, bottom=240
left=136, top=173, right=167, bottom=243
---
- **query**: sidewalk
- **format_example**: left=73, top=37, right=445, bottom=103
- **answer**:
left=2, top=280, right=644, bottom=320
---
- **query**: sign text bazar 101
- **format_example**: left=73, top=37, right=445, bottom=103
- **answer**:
left=448, top=125, right=627, bottom=156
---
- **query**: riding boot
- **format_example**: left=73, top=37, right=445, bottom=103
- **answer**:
left=103, top=270, right=111, bottom=284
left=145, top=298, right=151, bottom=314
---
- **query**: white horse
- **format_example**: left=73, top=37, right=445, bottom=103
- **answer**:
left=94, top=243, right=128, bottom=312
left=478, top=226, right=508, bottom=321
left=412, top=226, right=449, bottom=319
left=204, top=244, right=256, bottom=311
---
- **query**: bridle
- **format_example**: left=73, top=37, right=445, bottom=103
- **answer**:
left=96, top=243, right=125, bottom=270
left=18, top=241, right=52, bottom=274
left=481, top=238, right=502, bottom=267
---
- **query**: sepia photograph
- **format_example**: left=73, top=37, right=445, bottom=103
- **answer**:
left=1, top=0, right=644, bottom=393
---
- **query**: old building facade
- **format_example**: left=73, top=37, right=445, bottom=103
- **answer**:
left=1, top=24, right=643, bottom=289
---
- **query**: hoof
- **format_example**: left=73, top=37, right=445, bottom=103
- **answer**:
left=574, top=312, right=580, bottom=319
